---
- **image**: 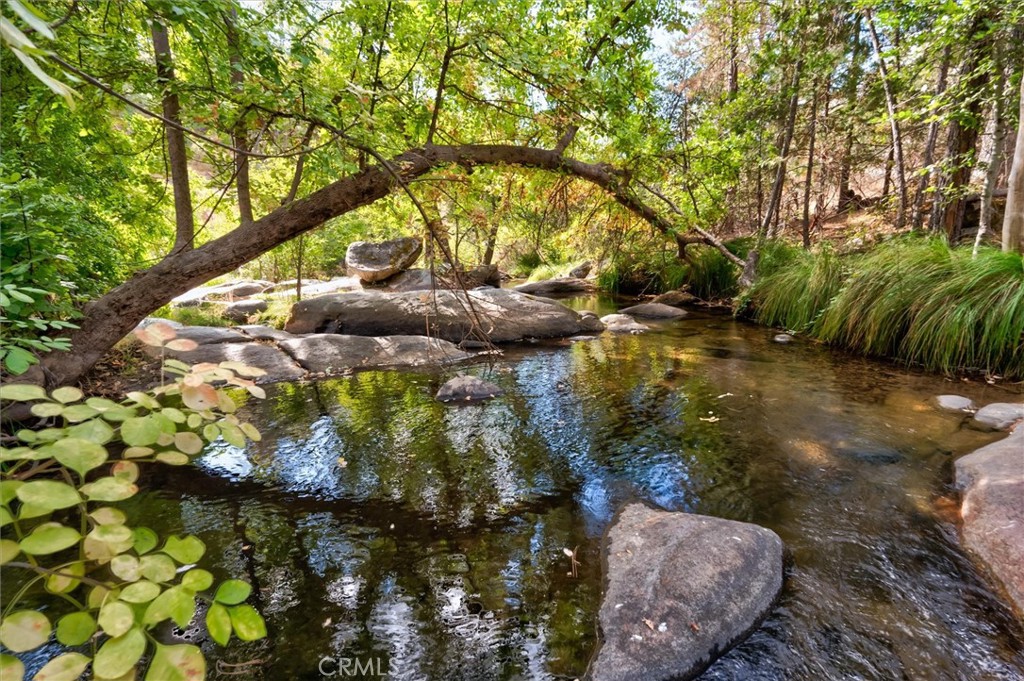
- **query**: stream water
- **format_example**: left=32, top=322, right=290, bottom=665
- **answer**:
left=112, top=298, right=1024, bottom=679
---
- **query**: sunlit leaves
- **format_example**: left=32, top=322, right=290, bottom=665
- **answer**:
left=50, top=437, right=108, bottom=476
left=19, top=522, right=81, bottom=555
left=98, top=601, right=135, bottom=638
left=0, top=655, right=24, bottom=681
left=205, top=603, right=232, bottom=646
left=143, top=586, right=197, bottom=629
left=145, top=643, right=206, bottom=681
left=228, top=605, right=267, bottom=641
left=93, top=627, right=146, bottom=679
left=34, top=652, right=91, bottom=681
left=162, top=535, right=206, bottom=564
left=213, top=579, right=252, bottom=605
left=14, top=480, right=80, bottom=510
left=56, top=612, right=97, bottom=646
left=120, top=580, right=162, bottom=603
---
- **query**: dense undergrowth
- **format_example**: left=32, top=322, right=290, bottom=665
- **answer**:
left=744, top=237, right=1024, bottom=379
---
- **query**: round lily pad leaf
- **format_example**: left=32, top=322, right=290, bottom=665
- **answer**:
left=228, top=604, right=267, bottom=641
left=145, top=643, right=206, bottom=681
left=34, top=651, right=91, bottom=681
left=213, top=580, right=251, bottom=605
left=19, top=522, right=81, bottom=556
left=56, top=612, right=97, bottom=646
left=0, top=610, right=51, bottom=652
left=93, top=627, right=146, bottom=680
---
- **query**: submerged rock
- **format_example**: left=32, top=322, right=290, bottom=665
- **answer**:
left=436, top=375, right=504, bottom=403
left=513, top=277, right=594, bottom=296
left=935, top=395, right=976, bottom=412
left=591, top=504, right=784, bottom=681
left=284, top=288, right=596, bottom=342
left=956, top=428, right=1024, bottom=616
left=600, top=314, right=649, bottom=334
left=278, top=334, right=470, bottom=373
left=144, top=334, right=304, bottom=382
left=346, top=236, right=422, bottom=283
left=970, top=403, right=1024, bottom=431
left=773, top=333, right=795, bottom=344
left=618, top=303, right=688, bottom=319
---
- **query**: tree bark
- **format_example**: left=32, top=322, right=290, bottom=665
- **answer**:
left=151, top=21, right=194, bottom=253
left=911, top=44, right=950, bottom=231
left=837, top=16, right=863, bottom=213
left=225, top=8, right=253, bottom=224
left=974, top=42, right=1007, bottom=256
left=802, top=79, right=819, bottom=248
left=1003, top=76, right=1024, bottom=254
left=763, top=60, right=803, bottom=238
left=33, top=145, right=731, bottom=388
left=865, top=10, right=907, bottom=229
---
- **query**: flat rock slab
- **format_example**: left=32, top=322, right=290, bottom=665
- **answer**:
left=263, top=277, right=363, bottom=299
left=171, top=280, right=272, bottom=306
left=600, top=314, right=649, bottom=334
left=223, top=299, right=268, bottom=323
left=618, top=303, right=688, bottom=319
left=346, top=237, right=422, bottom=283
left=971, top=403, right=1024, bottom=431
left=284, top=288, right=596, bottom=342
left=236, top=325, right=296, bottom=342
left=150, top=341, right=305, bottom=382
left=513, top=278, right=595, bottom=296
left=936, top=395, right=976, bottom=412
left=436, top=375, right=504, bottom=403
left=591, top=504, right=784, bottom=681
left=172, top=326, right=250, bottom=345
left=279, top=334, right=470, bottom=373
left=956, top=428, right=1024, bottom=616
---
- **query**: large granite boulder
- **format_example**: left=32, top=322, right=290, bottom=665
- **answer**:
left=591, top=504, right=784, bottom=681
left=141, top=329, right=304, bottom=383
left=278, top=334, right=470, bottom=373
left=970, top=403, right=1024, bottom=431
left=617, top=303, right=688, bottom=319
left=263, top=277, right=363, bottom=299
left=569, top=261, right=593, bottom=279
left=436, top=375, right=504, bottom=403
left=284, top=288, right=596, bottom=343
left=513, top=278, right=595, bottom=296
left=380, top=268, right=437, bottom=292
left=956, top=428, right=1024, bottom=616
left=936, top=395, right=976, bottom=412
left=171, top=280, right=272, bottom=307
left=346, top=237, right=422, bottom=283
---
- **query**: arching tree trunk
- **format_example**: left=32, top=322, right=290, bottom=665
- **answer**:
left=31, top=145, right=738, bottom=389
left=865, top=10, right=907, bottom=229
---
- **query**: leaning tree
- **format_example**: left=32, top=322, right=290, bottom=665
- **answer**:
left=4, top=0, right=744, bottom=389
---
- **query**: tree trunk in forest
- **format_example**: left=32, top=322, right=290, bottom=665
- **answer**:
left=28, top=145, right=739, bottom=389
left=151, top=21, right=194, bottom=253
left=865, top=10, right=907, bottom=229
left=1003, top=76, right=1024, bottom=254
left=974, top=43, right=1007, bottom=256
left=837, top=16, right=863, bottom=213
left=933, top=14, right=991, bottom=239
left=225, top=8, right=253, bottom=224
left=763, top=60, right=803, bottom=238
left=911, top=45, right=951, bottom=231
left=802, top=80, right=819, bottom=248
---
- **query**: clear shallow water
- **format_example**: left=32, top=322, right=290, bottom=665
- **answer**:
left=120, top=300, right=1024, bottom=679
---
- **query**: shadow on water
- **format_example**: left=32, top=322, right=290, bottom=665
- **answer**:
left=115, top=302, right=1022, bottom=680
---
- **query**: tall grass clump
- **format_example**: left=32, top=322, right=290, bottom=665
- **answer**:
left=749, top=243, right=846, bottom=332
left=747, top=236, right=1024, bottom=378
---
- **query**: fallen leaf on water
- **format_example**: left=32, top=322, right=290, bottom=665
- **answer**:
left=562, top=548, right=574, bottom=558
left=699, top=416, right=720, bottom=423
left=643, top=618, right=655, bottom=631
left=690, top=622, right=701, bottom=632
left=337, top=457, right=348, bottom=468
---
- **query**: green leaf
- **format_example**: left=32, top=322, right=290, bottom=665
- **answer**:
left=0, top=506, right=11, bottom=527
left=110, top=554, right=141, bottom=582
left=143, top=586, right=196, bottom=629
left=156, top=452, right=190, bottom=465
left=80, top=476, right=138, bottom=502
left=181, top=569, right=213, bottom=592
left=45, top=561, right=84, bottom=594
left=144, top=643, right=206, bottom=681
left=3, top=347, right=36, bottom=374
left=51, top=386, right=84, bottom=404
left=132, top=527, right=159, bottom=555
left=50, top=437, right=108, bottom=476
left=0, top=610, right=51, bottom=652
left=90, top=507, right=127, bottom=525
left=213, top=579, right=252, bottom=605
left=205, top=603, right=231, bottom=646
left=34, top=652, right=91, bottom=681
left=15, top=479, right=81, bottom=510
left=228, top=604, right=267, bottom=641
left=173, top=431, right=204, bottom=455
left=0, top=538, right=20, bottom=564
left=93, top=627, right=146, bottom=680
left=17, top=501, right=52, bottom=520
left=0, top=654, right=24, bottom=681
left=61, top=404, right=99, bottom=422
left=162, top=535, right=206, bottom=564
left=0, top=383, right=46, bottom=401
left=67, top=418, right=115, bottom=444
left=7, top=0, right=55, bottom=39
left=30, top=402, right=64, bottom=417
left=0, top=480, right=23, bottom=504
left=19, top=522, right=81, bottom=555
left=56, top=612, right=97, bottom=646
left=99, top=600, right=135, bottom=638
left=140, top=553, right=176, bottom=582
left=119, top=580, right=162, bottom=604
left=120, top=416, right=162, bottom=446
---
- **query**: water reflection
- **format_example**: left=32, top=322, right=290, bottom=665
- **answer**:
left=125, top=308, right=1024, bottom=680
